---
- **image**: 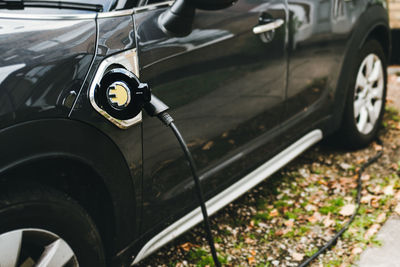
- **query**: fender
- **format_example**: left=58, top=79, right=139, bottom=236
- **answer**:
left=0, top=118, right=138, bottom=255
left=330, top=4, right=390, bottom=132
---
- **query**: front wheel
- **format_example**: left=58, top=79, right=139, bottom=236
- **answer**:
left=338, top=39, right=387, bottom=148
left=0, top=184, right=106, bottom=267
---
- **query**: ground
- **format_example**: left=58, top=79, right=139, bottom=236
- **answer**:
left=140, top=68, right=400, bottom=267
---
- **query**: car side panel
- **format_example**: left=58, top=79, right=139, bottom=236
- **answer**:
left=0, top=16, right=96, bottom=129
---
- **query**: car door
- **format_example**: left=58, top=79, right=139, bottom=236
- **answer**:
left=282, top=0, right=352, bottom=140
left=134, top=0, right=289, bottom=234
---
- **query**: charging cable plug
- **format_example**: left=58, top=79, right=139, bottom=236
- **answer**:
left=144, top=94, right=174, bottom=126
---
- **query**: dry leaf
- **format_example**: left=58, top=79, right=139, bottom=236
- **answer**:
left=373, top=143, right=383, bottom=151
left=284, top=220, right=294, bottom=228
left=202, top=141, right=214, bottom=150
left=245, top=238, right=255, bottom=244
left=248, top=256, right=255, bottom=265
left=383, top=185, right=394, bottom=196
left=339, top=204, right=356, bottom=216
left=292, top=252, right=304, bottom=261
left=364, top=224, right=380, bottom=239
left=361, top=194, right=374, bottom=204
left=179, top=242, right=195, bottom=252
left=305, top=204, right=317, bottom=211
left=395, top=191, right=400, bottom=200
left=352, top=247, right=363, bottom=255
left=250, top=250, right=256, bottom=256
left=269, top=209, right=279, bottom=217
left=395, top=203, right=400, bottom=216
left=376, top=213, right=386, bottom=223
left=361, top=174, right=370, bottom=181
left=323, top=215, right=335, bottom=227
left=308, top=211, right=322, bottom=223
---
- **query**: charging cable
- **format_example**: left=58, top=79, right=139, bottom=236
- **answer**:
left=298, top=140, right=383, bottom=267
left=144, top=95, right=221, bottom=267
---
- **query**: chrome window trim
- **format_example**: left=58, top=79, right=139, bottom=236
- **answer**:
left=132, top=1, right=173, bottom=13
left=0, top=12, right=96, bottom=20
left=0, top=1, right=172, bottom=20
left=132, top=129, right=323, bottom=265
left=89, top=49, right=142, bottom=129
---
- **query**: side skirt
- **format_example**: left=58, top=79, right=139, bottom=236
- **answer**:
left=132, top=129, right=323, bottom=265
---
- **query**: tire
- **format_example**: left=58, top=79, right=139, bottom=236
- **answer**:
left=338, top=39, right=387, bottom=148
left=0, top=184, right=106, bottom=267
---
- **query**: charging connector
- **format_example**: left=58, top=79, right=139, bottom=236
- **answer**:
left=144, top=94, right=221, bottom=267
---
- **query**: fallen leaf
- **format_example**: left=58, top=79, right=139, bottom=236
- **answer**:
left=361, top=174, right=370, bottom=181
left=245, top=238, right=255, bottom=244
left=202, top=141, right=214, bottom=150
left=391, top=163, right=399, bottom=170
left=352, top=247, right=363, bottom=255
left=323, top=215, right=335, bottom=227
left=361, top=194, right=374, bottom=204
left=250, top=250, right=256, bottom=256
left=179, top=242, right=196, bottom=252
left=269, top=209, right=279, bottom=217
left=305, top=204, right=317, bottom=211
left=284, top=220, right=294, bottom=228
left=395, top=191, right=400, bottom=200
left=308, top=211, right=322, bottom=223
left=339, top=204, right=356, bottom=216
left=376, top=213, right=386, bottom=223
left=364, top=224, right=380, bottom=239
left=395, top=203, right=400, bottom=216
left=384, top=185, right=394, bottom=196
left=292, top=252, right=304, bottom=261
left=373, top=143, right=383, bottom=151
left=247, top=256, right=255, bottom=265
left=339, top=163, right=352, bottom=170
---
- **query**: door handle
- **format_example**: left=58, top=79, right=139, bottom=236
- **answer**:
left=253, top=18, right=284, bottom=34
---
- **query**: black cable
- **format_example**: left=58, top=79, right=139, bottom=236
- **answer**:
left=157, top=112, right=221, bottom=267
left=298, top=140, right=383, bottom=267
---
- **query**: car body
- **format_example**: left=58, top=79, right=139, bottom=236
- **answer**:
left=0, top=0, right=390, bottom=266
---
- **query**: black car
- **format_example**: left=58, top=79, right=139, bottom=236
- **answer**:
left=0, top=0, right=390, bottom=265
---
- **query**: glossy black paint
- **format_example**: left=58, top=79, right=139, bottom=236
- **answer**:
left=0, top=0, right=390, bottom=266
left=0, top=15, right=96, bottom=129
left=136, top=0, right=288, bottom=237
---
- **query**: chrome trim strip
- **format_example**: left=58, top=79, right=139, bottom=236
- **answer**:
left=0, top=1, right=172, bottom=20
left=132, top=129, right=323, bottom=265
left=253, top=19, right=284, bottom=34
left=89, top=49, right=142, bottom=129
left=133, top=1, right=173, bottom=14
left=97, top=9, right=133, bottom=18
left=0, top=12, right=96, bottom=20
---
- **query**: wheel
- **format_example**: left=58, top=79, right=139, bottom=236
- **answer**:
left=338, top=39, right=387, bottom=148
left=0, top=184, right=106, bottom=267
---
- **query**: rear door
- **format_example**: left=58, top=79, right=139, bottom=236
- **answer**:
left=135, top=0, right=289, bottom=233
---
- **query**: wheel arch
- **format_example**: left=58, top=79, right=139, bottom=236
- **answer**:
left=329, top=4, right=390, bottom=134
left=0, top=118, right=138, bottom=261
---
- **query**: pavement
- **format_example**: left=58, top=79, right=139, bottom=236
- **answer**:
left=357, top=66, right=400, bottom=267
left=358, top=215, right=400, bottom=267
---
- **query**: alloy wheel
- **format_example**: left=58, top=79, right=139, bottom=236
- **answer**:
left=0, top=228, right=79, bottom=267
left=353, top=53, right=384, bottom=135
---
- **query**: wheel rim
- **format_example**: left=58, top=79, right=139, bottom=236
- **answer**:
left=0, top=228, right=79, bottom=267
left=353, top=53, right=384, bottom=135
